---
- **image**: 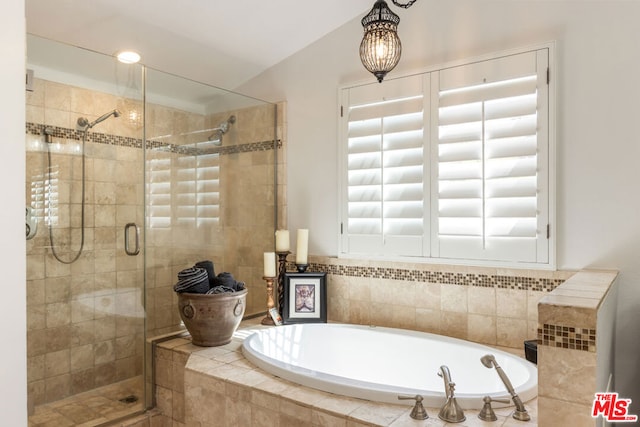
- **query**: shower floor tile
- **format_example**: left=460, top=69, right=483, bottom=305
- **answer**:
left=29, top=376, right=143, bottom=427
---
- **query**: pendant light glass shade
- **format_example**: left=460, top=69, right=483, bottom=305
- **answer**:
left=360, top=0, right=402, bottom=83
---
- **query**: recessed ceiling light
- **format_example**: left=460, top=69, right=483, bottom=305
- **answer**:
left=116, top=50, right=141, bottom=64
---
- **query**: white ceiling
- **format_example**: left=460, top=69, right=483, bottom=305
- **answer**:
left=25, top=0, right=372, bottom=91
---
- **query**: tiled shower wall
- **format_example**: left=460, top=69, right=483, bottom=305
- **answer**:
left=313, top=256, right=575, bottom=348
left=145, top=102, right=282, bottom=337
left=25, top=76, right=281, bottom=411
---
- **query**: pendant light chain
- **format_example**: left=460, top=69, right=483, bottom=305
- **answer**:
left=391, top=0, right=417, bottom=8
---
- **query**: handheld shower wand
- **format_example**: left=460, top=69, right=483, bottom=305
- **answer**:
left=480, top=354, right=530, bottom=421
left=47, top=108, right=121, bottom=264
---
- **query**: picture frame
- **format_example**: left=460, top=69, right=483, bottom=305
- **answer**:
left=282, top=272, right=327, bottom=324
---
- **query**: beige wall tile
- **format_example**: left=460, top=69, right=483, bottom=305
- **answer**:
left=538, top=346, right=596, bottom=406
left=441, top=284, right=468, bottom=313
left=468, top=286, right=496, bottom=316
left=414, top=281, right=441, bottom=310
left=46, top=302, right=71, bottom=328
left=496, top=288, right=527, bottom=319
left=70, top=344, right=93, bottom=371
left=441, top=311, right=468, bottom=340
left=538, top=302, right=597, bottom=330
left=415, top=308, right=441, bottom=334
left=45, top=349, right=70, bottom=377
left=468, top=313, right=496, bottom=345
left=312, top=409, right=347, bottom=427
left=496, top=317, right=527, bottom=348
left=348, top=300, right=371, bottom=325
left=537, top=396, right=593, bottom=427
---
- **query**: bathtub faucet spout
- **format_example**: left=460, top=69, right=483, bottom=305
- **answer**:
left=480, top=354, right=530, bottom=421
left=437, top=365, right=466, bottom=423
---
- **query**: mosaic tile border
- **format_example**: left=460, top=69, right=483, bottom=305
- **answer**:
left=300, top=262, right=565, bottom=292
left=538, top=323, right=596, bottom=352
left=27, top=122, right=142, bottom=148
left=26, top=122, right=279, bottom=155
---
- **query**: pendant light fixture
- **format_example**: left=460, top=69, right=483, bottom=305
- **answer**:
left=359, top=0, right=418, bottom=83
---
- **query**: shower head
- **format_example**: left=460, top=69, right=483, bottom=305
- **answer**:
left=77, top=109, right=121, bottom=130
left=219, top=115, right=236, bottom=135
left=207, top=115, right=236, bottom=144
left=480, top=354, right=496, bottom=368
left=43, top=127, right=55, bottom=144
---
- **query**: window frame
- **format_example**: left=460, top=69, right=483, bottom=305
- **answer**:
left=338, top=43, right=556, bottom=269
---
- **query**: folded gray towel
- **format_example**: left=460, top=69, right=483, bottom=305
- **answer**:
left=174, top=267, right=209, bottom=293
left=195, top=260, right=215, bottom=287
left=212, top=272, right=245, bottom=291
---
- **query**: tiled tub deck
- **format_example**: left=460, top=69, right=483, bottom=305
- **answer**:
left=153, top=319, right=538, bottom=427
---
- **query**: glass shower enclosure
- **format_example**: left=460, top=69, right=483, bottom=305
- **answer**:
left=25, top=34, right=278, bottom=425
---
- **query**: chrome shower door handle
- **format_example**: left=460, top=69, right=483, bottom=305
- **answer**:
left=124, top=222, right=140, bottom=256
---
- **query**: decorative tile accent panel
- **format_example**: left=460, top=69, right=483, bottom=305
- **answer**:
left=305, top=261, right=565, bottom=292
left=26, top=122, right=279, bottom=155
left=538, top=323, right=597, bottom=352
left=27, top=122, right=142, bottom=148
left=149, top=139, right=278, bottom=155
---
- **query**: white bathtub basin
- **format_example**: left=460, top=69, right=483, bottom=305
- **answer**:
left=242, top=323, right=537, bottom=409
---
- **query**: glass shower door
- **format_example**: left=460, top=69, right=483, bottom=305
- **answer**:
left=25, top=34, right=147, bottom=424
left=144, top=68, right=279, bottom=332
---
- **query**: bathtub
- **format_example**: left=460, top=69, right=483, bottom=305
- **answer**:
left=242, top=323, right=537, bottom=409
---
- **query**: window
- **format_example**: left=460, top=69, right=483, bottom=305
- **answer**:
left=340, top=47, right=553, bottom=266
left=175, top=147, right=220, bottom=227
left=147, top=142, right=220, bottom=229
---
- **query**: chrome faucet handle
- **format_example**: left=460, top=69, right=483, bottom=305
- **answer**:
left=478, top=395, right=511, bottom=421
left=397, top=394, right=429, bottom=420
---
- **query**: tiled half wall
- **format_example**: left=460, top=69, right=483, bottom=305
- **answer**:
left=308, top=256, right=574, bottom=349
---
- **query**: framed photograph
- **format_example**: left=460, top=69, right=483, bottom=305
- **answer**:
left=283, top=272, right=327, bottom=324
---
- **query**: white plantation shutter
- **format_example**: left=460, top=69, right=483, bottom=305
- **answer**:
left=433, top=50, right=549, bottom=262
left=148, top=156, right=172, bottom=228
left=148, top=145, right=220, bottom=229
left=175, top=147, right=220, bottom=227
left=340, top=47, right=552, bottom=265
left=342, top=75, right=429, bottom=256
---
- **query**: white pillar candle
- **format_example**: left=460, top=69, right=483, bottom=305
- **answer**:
left=275, top=229, right=290, bottom=252
left=296, top=229, right=309, bottom=265
left=263, top=252, right=276, bottom=277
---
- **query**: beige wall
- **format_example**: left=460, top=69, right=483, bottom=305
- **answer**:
left=1, top=0, right=27, bottom=423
